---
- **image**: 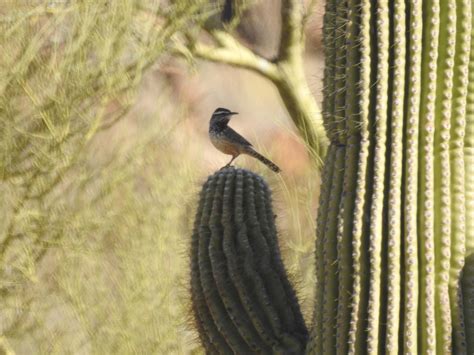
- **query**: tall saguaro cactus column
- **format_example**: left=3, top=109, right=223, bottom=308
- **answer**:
left=309, top=0, right=473, bottom=353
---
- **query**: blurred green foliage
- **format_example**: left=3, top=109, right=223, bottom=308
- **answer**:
left=0, top=1, right=208, bottom=353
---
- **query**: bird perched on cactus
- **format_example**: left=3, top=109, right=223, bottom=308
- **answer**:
left=208, top=107, right=281, bottom=173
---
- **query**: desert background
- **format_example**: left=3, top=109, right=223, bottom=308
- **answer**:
left=0, top=1, right=325, bottom=353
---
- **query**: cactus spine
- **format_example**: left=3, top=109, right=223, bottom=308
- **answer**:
left=190, top=0, right=474, bottom=352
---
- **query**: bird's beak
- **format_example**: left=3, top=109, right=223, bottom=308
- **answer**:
left=229, top=112, right=238, bottom=116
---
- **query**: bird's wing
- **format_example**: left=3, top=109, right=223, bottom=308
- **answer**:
left=224, top=127, right=253, bottom=147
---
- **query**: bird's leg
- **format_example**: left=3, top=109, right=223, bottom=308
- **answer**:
left=224, top=155, right=237, bottom=168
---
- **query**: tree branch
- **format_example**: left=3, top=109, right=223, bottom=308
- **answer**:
left=279, top=0, right=304, bottom=63
left=190, top=31, right=281, bottom=82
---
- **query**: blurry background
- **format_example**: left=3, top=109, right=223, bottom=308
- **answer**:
left=0, top=1, right=324, bottom=353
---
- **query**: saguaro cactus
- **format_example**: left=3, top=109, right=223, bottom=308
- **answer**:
left=190, top=168, right=308, bottom=353
left=190, top=0, right=474, bottom=353
left=308, top=0, right=472, bottom=352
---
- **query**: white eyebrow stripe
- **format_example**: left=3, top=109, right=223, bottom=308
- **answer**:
left=214, top=108, right=231, bottom=115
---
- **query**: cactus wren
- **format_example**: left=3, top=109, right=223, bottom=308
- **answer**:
left=209, top=107, right=281, bottom=173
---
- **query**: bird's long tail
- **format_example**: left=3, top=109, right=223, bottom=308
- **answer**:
left=244, top=148, right=281, bottom=173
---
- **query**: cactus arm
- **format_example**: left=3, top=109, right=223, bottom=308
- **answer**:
left=433, top=0, right=456, bottom=352
left=191, top=168, right=309, bottom=353
left=383, top=1, right=406, bottom=352
left=418, top=0, right=440, bottom=352
left=450, top=0, right=471, bottom=351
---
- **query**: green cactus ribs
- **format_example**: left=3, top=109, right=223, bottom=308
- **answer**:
left=190, top=167, right=308, bottom=354
left=306, top=0, right=473, bottom=351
